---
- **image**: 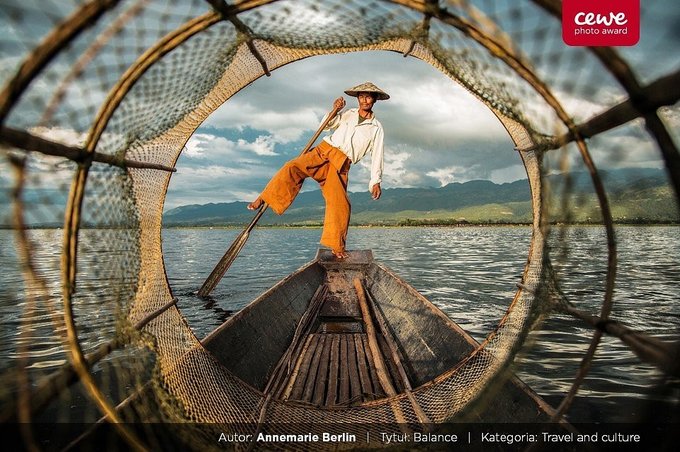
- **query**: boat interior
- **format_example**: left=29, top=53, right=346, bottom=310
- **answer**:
left=264, top=251, right=406, bottom=406
left=202, top=250, right=555, bottom=422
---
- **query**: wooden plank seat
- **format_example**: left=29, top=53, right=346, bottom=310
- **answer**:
left=266, top=255, right=408, bottom=407
left=204, top=250, right=561, bottom=424
left=281, top=332, right=394, bottom=406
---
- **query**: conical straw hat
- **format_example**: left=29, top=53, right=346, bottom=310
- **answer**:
left=344, top=81, right=390, bottom=100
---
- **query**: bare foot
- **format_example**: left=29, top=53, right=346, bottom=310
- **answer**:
left=332, top=249, right=349, bottom=259
left=247, top=197, right=263, bottom=210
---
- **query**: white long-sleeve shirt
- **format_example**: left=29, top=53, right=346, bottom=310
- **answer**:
left=321, top=108, right=384, bottom=191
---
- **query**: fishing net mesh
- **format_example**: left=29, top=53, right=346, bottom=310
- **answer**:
left=1, top=0, right=678, bottom=449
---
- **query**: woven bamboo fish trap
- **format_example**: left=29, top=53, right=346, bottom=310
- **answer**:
left=1, top=0, right=678, bottom=450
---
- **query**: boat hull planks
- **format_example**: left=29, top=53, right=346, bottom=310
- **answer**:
left=201, top=250, right=558, bottom=422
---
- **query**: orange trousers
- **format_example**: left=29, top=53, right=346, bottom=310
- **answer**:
left=260, top=140, right=351, bottom=252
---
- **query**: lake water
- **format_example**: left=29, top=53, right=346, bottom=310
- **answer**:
left=2, top=225, right=679, bottom=424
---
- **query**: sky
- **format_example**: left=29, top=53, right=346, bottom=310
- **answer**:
left=164, top=0, right=680, bottom=211
left=165, top=0, right=680, bottom=210
left=0, top=1, right=677, bottom=214
left=164, top=45, right=677, bottom=211
left=165, top=51, right=529, bottom=210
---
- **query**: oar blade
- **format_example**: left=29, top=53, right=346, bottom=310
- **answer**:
left=197, top=230, right=250, bottom=298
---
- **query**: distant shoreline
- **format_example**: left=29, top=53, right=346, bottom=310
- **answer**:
left=162, top=220, right=679, bottom=229
left=160, top=219, right=680, bottom=229
left=2, top=221, right=678, bottom=231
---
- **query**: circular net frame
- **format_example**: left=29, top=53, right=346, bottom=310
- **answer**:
left=1, top=0, right=678, bottom=450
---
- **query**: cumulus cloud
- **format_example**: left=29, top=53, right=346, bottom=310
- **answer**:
left=204, top=103, right=320, bottom=144
left=0, top=127, right=81, bottom=195
left=184, top=133, right=220, bottom=158
left=164, top=42, right=672, bottom=207
left=386, top=77, right=508, bottom=145
left=381, top=149, right=414, bottom=186
left=236, top=135, right=276, bottom=156
left=660, top=105, right=680, bottom=144
left=426, top=166, right=468, bottom=187
left=2, top=1, right=676, bottom=216
left=166, top=51, right=524, bottom=205
left=165, top=160, right=274, bottom=209
left=29, top=126, right=87, bottom=147
left=185, top=132, right=277, bottom=161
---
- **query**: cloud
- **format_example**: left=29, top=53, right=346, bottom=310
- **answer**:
left=0, top=127, right=81, bottom=193
left=236, top=135, right=276, bottom=156
left=184, top=134, right=216, bottom=159
left=553, top=84, right=632, bottom=126
left=617, top=0, right=680, bottom=84
left=426, top=165, right=468, bottom=187
left=167, top=51, right=523, bottom=203
left=161, top=46, right=673, bottom=208
left=2, top=1, right=676, bottom=217
left=167, top=131, right=297, bottom=209
left=385, top=76, right=509, bottom=145
left=203, top=103, right=320, bottom=144
left=184, top=132, right=277, bottom=161
left=165, top=162, right=270, bottom=209
left=542, top=118, right=667, bottom=176
left=29, top=126, right=87, bottom=147
left=660, top=105, right=680, bottom=141
left=381, top=149, right=415, bottom=186
left=490, top=164, right=529, bottom=184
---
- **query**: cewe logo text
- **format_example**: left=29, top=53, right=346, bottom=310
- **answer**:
left=562, top=0, right=640, bottom=46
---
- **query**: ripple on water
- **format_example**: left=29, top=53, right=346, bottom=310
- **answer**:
left=1, top=226, right=678, bottom=422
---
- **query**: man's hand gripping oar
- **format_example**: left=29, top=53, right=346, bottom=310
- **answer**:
left=196, top=103, right=342, bottom=298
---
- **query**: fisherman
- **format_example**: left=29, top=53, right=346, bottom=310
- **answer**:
left=248, top=82, right=389, bottom=259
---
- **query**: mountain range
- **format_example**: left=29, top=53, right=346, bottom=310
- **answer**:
left=163, top=168, right=679, bottom=226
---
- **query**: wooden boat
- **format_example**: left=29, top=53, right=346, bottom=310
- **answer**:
left=53, top=249, right=563, bottom=452
left=202, top=249, right=558, bottom=422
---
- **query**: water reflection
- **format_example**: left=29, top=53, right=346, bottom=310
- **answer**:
left=161, top=225, right=679, bottom=422
left=1, top=226, right=678, bottom=423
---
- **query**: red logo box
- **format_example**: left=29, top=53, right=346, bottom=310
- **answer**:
left=562, top=0, right=640, bottom=46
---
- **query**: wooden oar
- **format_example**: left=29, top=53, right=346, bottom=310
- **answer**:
left=197, top=105, right=341, bottom=298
